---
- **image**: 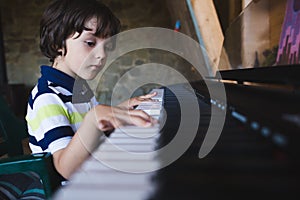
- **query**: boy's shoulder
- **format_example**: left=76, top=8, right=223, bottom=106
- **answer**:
left=28, top=78, right=72, bottom=109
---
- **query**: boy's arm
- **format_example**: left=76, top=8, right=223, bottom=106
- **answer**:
left=52, top=104, right=155, bottom=179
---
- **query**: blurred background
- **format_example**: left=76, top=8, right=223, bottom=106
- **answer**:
left=0, top=0, right=292, bottom=118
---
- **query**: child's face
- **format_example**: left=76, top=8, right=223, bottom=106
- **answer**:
left=56, top=17, right=111, bottom=80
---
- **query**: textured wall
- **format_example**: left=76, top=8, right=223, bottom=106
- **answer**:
left=0, top=0, right=51, bottom=86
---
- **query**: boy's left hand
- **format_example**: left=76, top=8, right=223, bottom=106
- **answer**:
left=118, top=92, right=157, bottom=109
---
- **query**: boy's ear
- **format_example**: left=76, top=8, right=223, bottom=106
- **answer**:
left=57, top=48, right=64, bottom=56
left=57, top=40, right=66, bottom=56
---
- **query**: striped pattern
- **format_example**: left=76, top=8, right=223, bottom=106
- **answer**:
left=26, top=66, right=98, bottom=154
left=0, top=172, right=45, bottom=200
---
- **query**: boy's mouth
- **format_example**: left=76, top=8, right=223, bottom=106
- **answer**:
left=89, top=64, right=102, bottom=70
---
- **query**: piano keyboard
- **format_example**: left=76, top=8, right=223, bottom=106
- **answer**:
left=53, top=89, right=165, bottom=200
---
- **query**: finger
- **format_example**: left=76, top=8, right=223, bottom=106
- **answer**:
left=105, top=107, right=136, bottom=127
left=131, top=96, right=155, bottom=107
left=139, top=92, right=157, bottom=99
left=128, top=109, right=152, bottom=120
left=115, top=109, right=153, bottom=126
left=109, top=107, right=157, bottom=128
left=128, top=98, right=146, bottom=108
left=126, top=114, right=153, bottom=127
left=129, top=110, right=158, bottom=126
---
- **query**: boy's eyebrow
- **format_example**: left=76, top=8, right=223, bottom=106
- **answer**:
left=83, top=27, right=96, bottom=34
left=82, top=28, right=97, bottom=36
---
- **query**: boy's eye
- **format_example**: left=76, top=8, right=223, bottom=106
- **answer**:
left=84, top=41, right=96, bottom=47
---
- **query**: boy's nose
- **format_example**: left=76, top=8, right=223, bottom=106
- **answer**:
left=94, top=49, right=106, bottom=61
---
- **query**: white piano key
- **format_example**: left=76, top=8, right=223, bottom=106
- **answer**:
left=55, top=186, right=154, bottom=200
left=136, top=101, right=162, bottom=108
left=112, top=125, right=160, bottom=138
left=136, top=107, right=162, bottom=116
left=111, top=132, right=160, bottom=139
left=90, top=160, right=160, bottom=172
left=71, top=169, right=154, bottom=186
left=94, top=151, right=157, bottom=160
left=105, top=137, right=157, bottom=145
left=113, top=124, right=160, bottom=134
left=136, top=100, right=162, bottom=106
left=100, top=143, right=155, bottom=152
left=152, top=115, right=160, bottom=120
left=79, top=157, right=114, bottom=171
left=80, top=156, right=160, bottom=172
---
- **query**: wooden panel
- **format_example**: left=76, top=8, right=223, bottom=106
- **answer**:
left=190, top=0, right=224, bottom=74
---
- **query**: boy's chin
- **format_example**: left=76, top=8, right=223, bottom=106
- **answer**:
left=85, top=75, right=97, bottom=81
left=79, top=73, right=99, bottom=80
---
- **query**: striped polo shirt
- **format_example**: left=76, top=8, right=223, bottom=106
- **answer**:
left=26, top=65, right=98, bottom=154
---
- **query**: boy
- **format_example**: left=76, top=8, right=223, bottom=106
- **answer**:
left=1, top=0, right=156, bottom=199
left=28, top=0, right=156, bottom=179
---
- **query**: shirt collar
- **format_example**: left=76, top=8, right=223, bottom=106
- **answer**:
left=40, top=65, right=94, bottom=103
left=40, top=65, right=75, bottom=92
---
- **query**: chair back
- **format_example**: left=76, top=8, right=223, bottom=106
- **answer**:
left=0, top=94, right=28, bottom=157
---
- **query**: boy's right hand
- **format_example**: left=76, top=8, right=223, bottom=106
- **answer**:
left=92, top=105, right=157, bottom=131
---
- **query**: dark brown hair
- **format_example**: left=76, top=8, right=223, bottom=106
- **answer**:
left=40, top=0, right=121, bottom=62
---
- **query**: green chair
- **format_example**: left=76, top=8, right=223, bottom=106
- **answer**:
left=0, top=94, right=63, bottom=199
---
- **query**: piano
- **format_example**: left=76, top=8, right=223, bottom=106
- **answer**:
left=53, top=68, right=300, bottom=199
left=53, top=1, right=300, bottom=198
